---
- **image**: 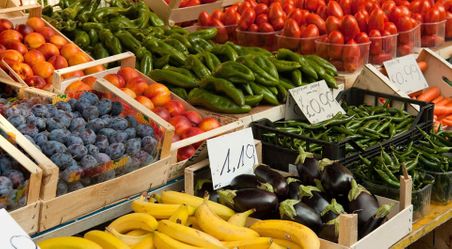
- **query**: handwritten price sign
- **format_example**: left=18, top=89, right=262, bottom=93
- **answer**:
left=207, top=128, right=257, bottom=190
left=383, top=55, right=429, bottom=94
left=285, top=80, right=345, bottom=124
left=0, top=209, right=37, bottom=249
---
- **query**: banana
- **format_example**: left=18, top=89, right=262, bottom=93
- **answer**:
left=127, top=230, right=150, bottom=236
left=157, top=220, right=226, bottom=249
left=222, top=237, right=272, bottom=249
left=227, top=209, right=255, bottom=227
left=187, top=216, right=201, bottom=230
left=271, top=239, right=302, bottom=249
left=132, top=196, right=196, bottom=219
left=161, top=191, right=235, bottom=219
left=131, top=235, right=154, bottom=249
left=195, top=201, right=259, bottom=241
left=250, top=220, right=320, bottom=249
left=84, top=230, right=130, bottom=249
left=37, top=236, right=103, bottom=249
left=108, top=213, right=158, bottom=233
left=169, top=203, right=190, bottom=225
left=109, top=227, right=152, bottom=247
left=154, top=231, right=204, bottom=249
left=269, top=242, right=287, bottom=249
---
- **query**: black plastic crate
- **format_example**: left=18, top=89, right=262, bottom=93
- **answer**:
left=251, top=87, right=434, bottom=171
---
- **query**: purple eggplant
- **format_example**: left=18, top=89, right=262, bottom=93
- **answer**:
left=320, top=159, right=353, bottom=199
left=359, top=204, right=393, bottom=238
left=299, top=185, right=330, bottom=215
left=255, top=165, right=288, bottom=199
left=279, top=199, right=323, bottom=233
left=320, top=199, right=345, bottom=223
left=287, top=177, right=302, bottom=199
left=295, top=148, right=320, bottom=185
left=229, top=174, right=260, bottom=189
left=194, top=179, right=220, bottom=202
left=218, top=188, right=279, bottom=219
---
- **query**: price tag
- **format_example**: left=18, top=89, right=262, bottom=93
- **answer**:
left=0, top=209, right=37, bottom=249
left=285, top=80, right=345, bottom=124
left=207, top=128, right=258, bottom=190
left=383, top=55, right=429, bottom=94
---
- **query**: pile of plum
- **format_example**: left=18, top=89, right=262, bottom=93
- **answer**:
left=4, top=92, right=160, bottom=196
left=0, top=151, right=28, bottom=211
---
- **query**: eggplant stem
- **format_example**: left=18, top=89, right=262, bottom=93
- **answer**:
left=319, top=158, right=339, bottom=171
left=217, top=189, right=237, bottom=208
left=314, top=179, right=325, bottom=192
left=375, top=204, right=394, bottom=219
left=298, top=185, right=321, bottom=199
left=348, top=179, right=371, bottom=202
left=258, top=182, right=275, bottom=193
left=195, top=178, right=212, bottom=192
left=295, top=147, right=315, bottom=164
left=321, top=199, right=345, bottom=216
left=279, top=199, right=300, bottom=220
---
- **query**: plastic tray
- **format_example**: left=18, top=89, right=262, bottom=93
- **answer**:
left=421, top=20, right=446, bottom=48
left=236, top=29, right=279, bottom=51
left=397, top=25, right=421, bottom=56
left=423, top=169, right=452, bottom=205
left=276, top=34, right=320, bottom=55
left=251, top=88, right=434, bottom=171
left=369, top=34, right=398, bottom=65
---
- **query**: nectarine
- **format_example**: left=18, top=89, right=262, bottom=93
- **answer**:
left=15, top=24, right=33, bottom=37
left=126, top=77, right=148, bottom=96
left=26, top=17, right=45, bottom=32
left=37, top=26, right=55, bottom=41
left=25, top=75, right=46, bottom=89
left=48, top=55, right=68, bottom=69
left=121, top=88, right=137, bottom=99
left=0, top=19, right=13, bottom=32
left=104, top=73, right=125, bottom=88
left=199, top=117, right=221, bottom=131
left=11, top=62, right=33, bottom=80
left=164, top=100, right=185, bottom=117
left=60, top=43, right=79, bottom=60
left=84, top=65, right=104, bottom=75
left=37, top=43, right=59, bottom=59
left=24, top=32, right=45, bottom=49
left=0, top=49, right=23, bottom=64
left=0, top=30, right=23, bottom=45
left=68, top=52, right=90, bottom=66
left=183, top=110, right=203, bottom=125
left=5, top=41, right=28, bottom=55
left=118, top=67, right=140, bottom=83
left=32, top=61, right=54, bottom=78
left=49, top=35, right=67, bottom=49
left=63, top=70, right=84, bottom=79
left=136, top=96, right=154, bottom=110
left=24, top=49, right=45, bottom=66
left=82, top=76, right=97, bottom=88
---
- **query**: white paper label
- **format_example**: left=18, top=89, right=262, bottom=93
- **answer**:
left=286, top=80, right=345, bottom=124
left=383, top=55, right=429, bottom=94
left=207, top=128, right=258, bottom=190
left=0, top=209, right=38, bottom=249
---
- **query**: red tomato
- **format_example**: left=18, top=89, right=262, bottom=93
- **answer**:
left=339, top=0, right=352, bottom=14
left=355, top=11, right=369, bottom=33
left=382, top=0, right=396, bottom=15
left=249, top=23, right=259, bottom=32
left=399, top=5, right=411, bottom=17
left=272, top=17, right=285, bottom=31
left=326, top=16, right=342, bottom=33
left=245, top=0, right=257, bottom=8
left=289, top=8, right=306, bottom=25
left=341, top=15, right=361, bottom=41
left=222, top=8, right=239, bottom=25
left=368, top=8, right=386, bottom=32
left=283, top=3, right=295, bottom=15
left=227, top=5, right=238, bottom=13
left=369, top=29, right=382, bottom=55
left=305, top=0, right=319, bottom=12
left=269, top=2, right=285, bottom=22
left=255, top=3, right=269, bottom=15
left=328, top=30, right=345, bottom=59
left=435, top=3, right=447, bottom=20
left=327, top=0, right=344, bottom=18
left=343, top=39, right=361, bottom=72
left=198, top=11, right=211, bottom=26
left=301, top=23, right=320, bottom=37
left=328, top=30, right=344, bottom=43
left=425, top=6, right=442, bottom=23
left=255, top=14, right=269, bottom=25
left=258, top=22, right=275, bottom=32
left=389, top=7, right=404, bottom=23
left=237, top=1, right=252, bottom=14
left=412, top=13, right=423, bottom=23
left=239, top=7, right=256, bottom=30
left=384, top=21, right=398, bottom=34
left=211, top=19, right=228, bottom=43
left=317, top=5, right=328, bottom=20
left=418, top=0, right=432, bottom=15
left=211, top=10, right=223, bottom=21
left=283, top=18, right=301, bottom=37
left=409, top=0, right=422, bottom=13
left=354, top=32, right=370, bottom=43
left=306, top=13, right=326, bottom=34
left=397, top=15, right=414, bottom=31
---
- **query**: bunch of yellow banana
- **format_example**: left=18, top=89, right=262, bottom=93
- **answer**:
left=37, top=191, right=320, bottom=249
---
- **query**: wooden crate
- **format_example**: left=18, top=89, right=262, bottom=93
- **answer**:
left=10, top=201, right=41, bottom=235
left=0, top=4, right=93, bottom=86
left=184, top=158, right=413, bottom=249
left=432, top=40, right=452, bottom=59
left=52, top=52, right=244, bottom=167
left=0, top=0, right=24, bottom=18
left=145, top=0, right=223, bottom=25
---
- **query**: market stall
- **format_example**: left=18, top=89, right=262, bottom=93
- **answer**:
left=0, top=0, right=449, bottom=248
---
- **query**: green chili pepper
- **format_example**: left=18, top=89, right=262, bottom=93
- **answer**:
left=62, top=0, right=86, bottom=20
left=188, top=88, right=251, bottom=114
left=276, top=49, right=318, bottom=80
left=305, top=55, right=338, bottom=76
left=255, top=54, right=279, bottom=80
left=245, top=94, right=264, bottom=106
left=185, top=55, right=211, bottom=79
left=93, top=6, right=132, bottom=22
left=150, top=69, right=198, bottom=88
left=99, top=29, right=122, bottom=55
left=165, top=66, right=196, bottom=78
left=268, top=57, right=301, bottom=72
left=250, top=82, right=279, bottom=105
left=73, top=29, right=90, bottom=49
left=200, top=76, right=245, bottom=106
left=92, top=43, right=109, bottom=59
left=143, top=37, right=186, bottom=66
left=242, top=84, right=253, bottom=96
left=87, top=28, right=98, bottom=46
left=78, top=0, right=100, bottom=23
left=115, top=30, right=142, bottom=55
left=291, top=69, right=303, bottom=86
left=189, top=28, right=218, bottom=40
left=139, top=51, right=153, bottom=75
left=165, top=38, right=189, bottom=55
left=169, top=87, right=188, bottom=100
left=213, top=61, right=255, bottom=84
left=154, top=55, right=170, bottom=69
left=201, top=51, right=221, bottom=72
left=211, top=43, right=239, bottom=62
left=149, top=11, right=164, bottom=26
left=238, top=55, right=279, bottom=86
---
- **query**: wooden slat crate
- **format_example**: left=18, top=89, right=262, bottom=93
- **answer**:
left=0, top=0, right=25, bottom=18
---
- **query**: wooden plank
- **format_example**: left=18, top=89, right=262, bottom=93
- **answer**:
left=229, top=104, right=286, bottom=127
left=222, top=0, right=242, bottom=7
left=0, top=0, right=25, bottom=18
left=432, top=40, right=452, bottom=59
left=338, top=214, right=358, bottom=246
left=10, top=202, right=41, bottom=235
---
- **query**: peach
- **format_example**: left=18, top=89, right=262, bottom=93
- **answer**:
left=60, top=43, right=79, bottom=60
left=26, top=17, right=45, bottom=32
left=49, top=35, right=67, bottom=49
left=15, top=24, right=33, bottom=37
left=199, top=117, right=221, bottom=131
left=182, top=127, right=204, bottom=148
left=0, top=19, right=13, bottom=32
left=82, top=76, right=97, bottom=88
left=5, top=41, right=28, bottom=55
left=126, top=77, right=149, bottom=96
left=66, top=80, right=92, bottom=98
left=11, top=62, right=33, bottom=80
left=24, top=49, right=45, bottom=66
left=37, top=26, right=55, bottom=41
left=183, top=110, right=203, bottom=125
left=153, top=106, right=171, bottom=121
left=24, top=32, right=45, bottom=49
left=0, top=30, right=23, bottom=45
left=177, top=145, right=195, bottom=161
left=104, top=73, right=125, bottom=88
left=136, top=96, right=154, bottom=110
left=32, top=61, right=54, bottom=78
left=63, top=70, right=84, bottom=79
left=68, top=52, right=90, bottom=66
left=170, top=115, right=193, bottom=136
left=84, top=65, right=104, bottom=75
left=48, top=55, right=68, bottom=69
left=25, top=75, right=46, bottom=89
left=0, top=49, right=23, bottom=65
left=121, top=88, right=137, bottom=99
left=164, top=100, right=185, bottom=117
left=118, top=67, right=140, bottom=83
left=151, top=94, right=171, bottom=107
left=37, top=43, right=59, bottom=59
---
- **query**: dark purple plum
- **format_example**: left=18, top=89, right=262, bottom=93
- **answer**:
left=69, top=144, right=88, bottom=160
left=56, top=101, right=72, bottom=112
left=0, top=176, right=13, bottom=197
left=108, top=117, right=128, bottom=130
left=65, top=135, right=83, bottom=147
left=56, top=181, right=68, bottom=196
left=68, top=98, right=77, bottom=109
left=70, top=117, right=86, bottom=131
left=60, top=165, right=83, bottom=183
left=95, top=153, right=111, bottom=164
left=98, top=128, right=115, bottom=137
left=98, top=99, right=112, bottom=116
left=46, top=118, right=65, bottom=131
left=53, top=110, right=72, bottom=128
left=82, top=106, right=100, bottom=121
left=33, top=132, right=49, bottom=146
left=26, top=115, right=46, bottom=130
left=86, top=118, right=106, bottom=132
left=31, top=104, right=48, bottom=117
left=107, top=143, right=125, bottom=160
left=110, top=101, right=123, bottom=116
left=135, top=150, right=153, bottom=165
left=141, top=136, right=157, bottom=155
left=46, top=104, right=58, bottom=117
left=136, top=124, right=154, bottom=138
left=109, top=131, right=128, bottom=144
left=79, top=129, right=96, bottom=145
left=7, top=115, right=25, bottom=127
left=0, top=156, right=13, bottom=174
left=100, top=114, right=112, bottom=124
left=125, top=115, right=138, bottom=128
left=50, top=152, right=74, bottom=170
left=126, top=138, right=141, bottom=156
left=49, top=129, right=70, bottom=143
left=75, top=100, right=91, bottom=113
left=93, top=170, right=115, bottom=183
left=4, top=170, right=24, bottom=188
left=24, top=135, right=36, bottom=145
left=124, top=128, right=136, bottom=139
left=95, top=135, right=109, bottom=153
left=79, top=92, right=99, bottom=105
left=19, top=124, right=38, bottom=137
left=42, top=141, right=68, bottom=157
left=86, top=144, right=100, bottom=156
left=80, top=177, right=91, bottom=186
left=67, top=182, right=84, bottom=192
left=5, top=107, right=21, bottom=117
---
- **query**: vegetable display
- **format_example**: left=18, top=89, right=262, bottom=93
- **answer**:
left=410, top=86, right=452, bottom=128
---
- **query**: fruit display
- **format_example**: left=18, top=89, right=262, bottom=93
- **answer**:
left=1, top=91, right=163, bottom=196
left=411, top=86, right=452, bottom=128
left=0, top=16, right=97, bottom=90
left=164, top=0, right=218, bottom=8
left=408, top=0, right=448, bottom=47
left=191, top=161, right=393, bottom=242
left=38, top=191, right=321, bottom=249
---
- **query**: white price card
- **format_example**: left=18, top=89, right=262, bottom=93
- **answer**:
left=207, top=128, right=258, bottom=190
left=0, top=209, right=38, bottom=249
left=383, top=55, right=429, bottom=94
left=285, top=80, right=345, bottom=124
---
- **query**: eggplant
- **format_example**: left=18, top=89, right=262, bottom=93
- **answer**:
left=295, top=148, right=320, bottom=185
left=319, top=217, right=339, bottom=243
left=229, top=174, right=260, bottom=189
left=255, top=164, right=288, bottom=199
left=194, top=179, right=220, bottom=202
left=287, top=177, right=302, bottom=199
left=299, top=185, right=330, bottom=215
left=320, top=159, right=353, bottom=199
left=218, top=188, right=279, bottom=219
left=279, top=199, right=323, bottom=233
left=320, top=199, right=345, bottom=223
left=347, top=180, right=380, bottom=237
left=359, top=204, right=393, bottom=238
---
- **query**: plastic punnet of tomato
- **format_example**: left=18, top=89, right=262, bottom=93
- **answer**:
left=315, top=37, right=370, bottom=74
left=369, top=33, right=398, bottom=65
left=276, top=34, right=321, bottom=55
left=446, top=15, right=452, bottom=40
left=421, top=20, right=446, bottom=47
left=236, top=28, right=280, bottom=51
left=397, top=24, right=421, bottom=56
left=197, top=10, right=239, bottom=43
left=196, top=24, right=237, bottom=43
